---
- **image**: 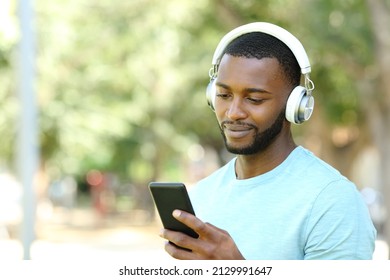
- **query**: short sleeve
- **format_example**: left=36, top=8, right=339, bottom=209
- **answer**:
left=304, top=180, right=376, bottom=260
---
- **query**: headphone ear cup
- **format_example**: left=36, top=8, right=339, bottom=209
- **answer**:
left=206, top=78, right=217, bottom=111
left=285, top=86, right=314, bottom=124
left=300, top=94, right=314, bottom=122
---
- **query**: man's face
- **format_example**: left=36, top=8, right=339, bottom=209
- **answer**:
left=214, top=55, right=291, bottom=155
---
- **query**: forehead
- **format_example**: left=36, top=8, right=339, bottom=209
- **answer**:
left=217, top=55, right=286, bottom=88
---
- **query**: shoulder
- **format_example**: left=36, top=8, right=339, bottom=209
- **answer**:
left=288, top=146, right=352, bottom=189
left=284, top=147, right=372, bottom=222
left=301, top=166, right=377, bottom=259
left=292, top=146, right=342, bottom=176
left=304, top=180, right=376, bottom=259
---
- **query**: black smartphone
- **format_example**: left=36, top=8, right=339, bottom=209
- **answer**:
left=148, top=182, right=199, bottom=239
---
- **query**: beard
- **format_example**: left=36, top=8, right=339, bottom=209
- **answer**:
left=219, top=108, right=286, bottom=155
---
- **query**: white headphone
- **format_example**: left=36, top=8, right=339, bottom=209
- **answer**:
left=206, top=22, right=315, bottom=124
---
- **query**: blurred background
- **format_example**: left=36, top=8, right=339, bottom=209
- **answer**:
left=0, top=0, right=389, bottom=260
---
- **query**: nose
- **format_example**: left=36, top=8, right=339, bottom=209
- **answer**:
left=226, top=98, right=247, bottom=121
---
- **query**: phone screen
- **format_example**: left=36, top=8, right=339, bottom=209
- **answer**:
left=148, top=182, right=198, bottom=238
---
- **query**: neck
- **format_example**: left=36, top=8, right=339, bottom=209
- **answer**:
left=234, top=133, right=296, bottom=180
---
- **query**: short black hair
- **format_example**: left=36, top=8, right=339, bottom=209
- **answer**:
left=223, top=32, right=301, bottom=87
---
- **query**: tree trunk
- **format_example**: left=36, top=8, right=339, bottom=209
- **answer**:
left=365, top=0, right=390, bottom=258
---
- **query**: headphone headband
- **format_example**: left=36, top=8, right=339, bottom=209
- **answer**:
left=211, top=22, right=311, bottom=75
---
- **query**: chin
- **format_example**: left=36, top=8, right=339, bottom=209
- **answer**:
left=226, top=143, right=257, bottom=155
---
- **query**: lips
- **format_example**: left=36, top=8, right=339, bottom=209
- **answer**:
left=223, top=123, right=253, bottom=139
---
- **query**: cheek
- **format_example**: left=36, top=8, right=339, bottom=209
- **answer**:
left=215, top=110, right=225, bottom=127
left=214, top=102, right=226, bottom=121
left=250, top=105, right=286, bottom=129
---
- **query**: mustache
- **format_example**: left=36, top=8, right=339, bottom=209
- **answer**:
left=220, top=120, right=257, bottom=129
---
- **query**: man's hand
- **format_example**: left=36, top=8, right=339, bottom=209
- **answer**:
left=159, top=209, right=245, bottom=260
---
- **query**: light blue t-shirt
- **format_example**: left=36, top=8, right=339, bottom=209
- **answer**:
left=189, top=146, right=376, bottom=260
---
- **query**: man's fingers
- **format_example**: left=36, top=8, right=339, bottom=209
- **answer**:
left=159, top=229, right=203, bottom=260
left=172, top=209, right=209, bottom=235
left=173, top=210, right=227, bottom=239
left=164, top=241, right=199, bottom=260
left=160, top=228, right=196, bottom=250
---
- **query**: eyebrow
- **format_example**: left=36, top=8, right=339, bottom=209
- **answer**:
left=215, top=81, right=272, bottom=94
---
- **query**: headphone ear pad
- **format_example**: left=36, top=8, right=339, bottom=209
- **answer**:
left=285, top=86, right=312, bottom=124
left=206, top=79, right=217, bottom=111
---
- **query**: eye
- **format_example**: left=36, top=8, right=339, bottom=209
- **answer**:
left=216, top=92, right=232, bottom=99
left=246, top=97, right=265, bottom=104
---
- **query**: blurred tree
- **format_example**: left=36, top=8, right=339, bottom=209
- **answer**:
left=365, top=0, right=390, bottom=257
left=0, top=0, right=18, bottom=167
left=35, top=0, right=212, bottom=182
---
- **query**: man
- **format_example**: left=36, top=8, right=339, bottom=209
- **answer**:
left=159, top=22, right=376, bottom=259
